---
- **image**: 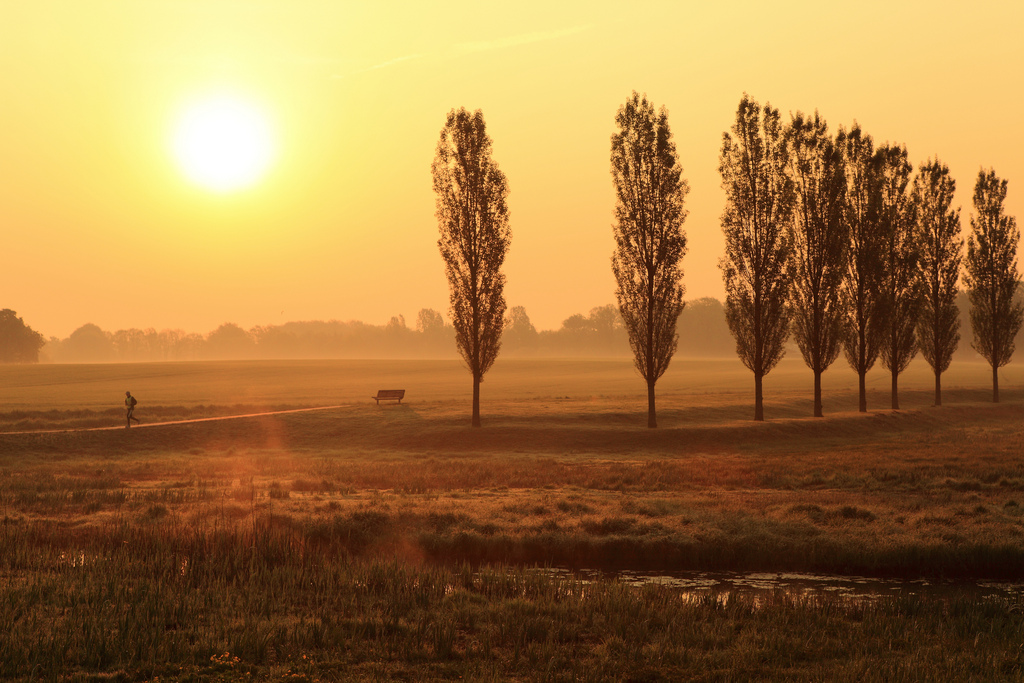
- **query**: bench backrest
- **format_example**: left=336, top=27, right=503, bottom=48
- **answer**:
left=376, top=390, right=405, bottom=399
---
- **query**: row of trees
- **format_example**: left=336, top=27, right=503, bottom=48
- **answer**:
left=431, top=98, right=735, bottom=427
left=719, top=95, right=1021, bottom=420
left=8, top=96, right=1020, bottom=432
left=431, top=95, right=1021, bottom=427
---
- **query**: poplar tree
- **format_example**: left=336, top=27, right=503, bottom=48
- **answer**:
left=838, top=124, right=885, bottom=412
left=610, top=92, right=689, bottom=428
left=964, top=169, right=1023, bottom=402
left=876, top=144, right=919, bottom=409
left=786, top=111, right=848, bottom=418
left=431, top=108, right=511, bottom=427
left=913, top=159, right=962, bottom=407
left=719, top=95, right=795, bottom=421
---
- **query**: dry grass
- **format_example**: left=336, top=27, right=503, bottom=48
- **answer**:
left=2, top=357, right=1022, bottom=578
left=2, top=358, right=1024, bottom=679
left=2, top=355, right=1020, bottom=412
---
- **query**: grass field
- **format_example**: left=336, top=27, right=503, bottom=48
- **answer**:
left=1, top=356, right=1023, bottom=680
left=2, top=354, right=1020, bottom=412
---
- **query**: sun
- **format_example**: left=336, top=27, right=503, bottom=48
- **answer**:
left=172, top=95, right=275, bottom=193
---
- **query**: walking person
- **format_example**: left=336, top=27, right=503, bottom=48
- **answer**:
left=125, top=390, right=139, bottom=428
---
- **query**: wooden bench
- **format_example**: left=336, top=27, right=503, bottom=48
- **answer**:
left=372, top=389, right=406, bottom=405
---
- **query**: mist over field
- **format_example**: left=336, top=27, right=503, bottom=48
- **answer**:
left=25, top=294, right=1020, bottom=365
left=36, top=299, right=736, bottom=363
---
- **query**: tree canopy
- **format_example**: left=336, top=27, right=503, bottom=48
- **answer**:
left=0, top=309, right=45, bottom=363
left=838, top=124, right=885, bottom=412
left=719, top=94, right=795, bottom=421
left=610, top=92, right=688, bottom=428
left=431, top=107, right=511, bottom=427
left=786, top=111, right=848, bottom=417
left=913, top=158, right=962, bottom=406
left=965, top=168, right=1023, bottom=402
left=876, top=144, right=920, bottom=410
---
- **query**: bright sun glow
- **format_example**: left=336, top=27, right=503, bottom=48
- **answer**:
left=172, top=95, right=275, bottom=192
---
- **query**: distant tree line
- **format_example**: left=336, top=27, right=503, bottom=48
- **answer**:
left=41, top=315, right=456, bottom=363
left=30, top=299, right=741, bottom=364
left=19, top=291, right=1014, bottom=366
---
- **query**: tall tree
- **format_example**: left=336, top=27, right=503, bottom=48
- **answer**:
left=913, top=159, right=962, bottom=407
left=838, top=124, right=885, bottom=412
left=964, top=169, right=1023, bottom=402
left=786, top=111, right=848, bottom=418
left=610, top=92, right=689, bottom=428
left=0, top=309, right=45, bottom=363
left=719, top=95, right=795, bottom=421
left=431, top=108, right=511, bottom=427
left=876, top=144, right=919, bottom=409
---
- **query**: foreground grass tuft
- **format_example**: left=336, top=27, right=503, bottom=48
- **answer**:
left=1, top=521, right=1022, bottom=682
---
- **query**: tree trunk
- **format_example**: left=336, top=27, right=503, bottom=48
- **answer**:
left=891, top=368, right=899, bottom=410
left=813, top=369, right=823, bottom=418
left=992, top=292, right=1000, bottom=404
left=934, top=369, right=942, bottom=407
left=754, top=372, right=764, bottom=422
left=858, top=325, right=867, bottom=413
left=858, top=370, right=867, bottom=413
left=472, top=375, right=481, bottom=427
left=647, top=378, right=657, bottom=428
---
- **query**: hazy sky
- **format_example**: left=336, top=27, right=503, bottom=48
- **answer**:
left=2, top=1, right=1022, bottom=338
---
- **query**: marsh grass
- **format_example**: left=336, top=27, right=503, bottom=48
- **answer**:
left=1, top=518, right=1023, bottom=682
left=3, top=397, right=1024, bottom=579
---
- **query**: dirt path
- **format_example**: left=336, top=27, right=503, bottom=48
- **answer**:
left=0, top=405, right=347, bottom=436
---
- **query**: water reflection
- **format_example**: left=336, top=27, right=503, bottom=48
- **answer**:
left=57, top=551, right=90, bottom=568
left=540, top=568, right=1024, bottom=603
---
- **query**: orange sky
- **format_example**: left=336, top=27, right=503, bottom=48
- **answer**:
left=2, top=1, right=1022, bottom=338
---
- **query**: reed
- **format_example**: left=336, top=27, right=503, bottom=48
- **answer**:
left=1, top=518, right=1023, bottom=681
